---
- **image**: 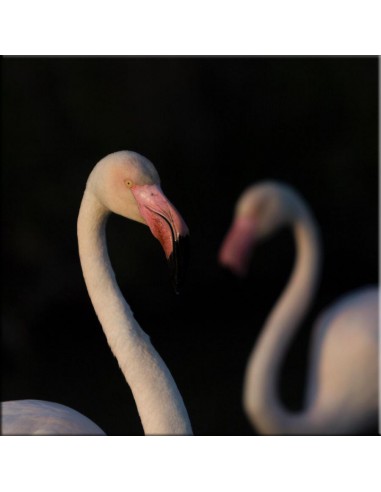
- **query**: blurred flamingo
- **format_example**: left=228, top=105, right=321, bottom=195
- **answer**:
left=219, top=181, right=378, bottom=435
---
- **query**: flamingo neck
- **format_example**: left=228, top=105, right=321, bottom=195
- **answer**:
left=77, top=189, right=192, bottom=435
left=243, top=204, right=322, bottom=434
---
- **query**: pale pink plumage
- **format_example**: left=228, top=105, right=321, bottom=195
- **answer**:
left=2, top=151, right=192, bottom=436
left=219, top=181, right=379, bottom=435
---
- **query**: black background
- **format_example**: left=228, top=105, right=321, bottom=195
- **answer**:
left=1, top=57, right=378, bottom=435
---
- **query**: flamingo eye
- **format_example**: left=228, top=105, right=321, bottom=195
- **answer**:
left=124, top=179, right=134, bottom=188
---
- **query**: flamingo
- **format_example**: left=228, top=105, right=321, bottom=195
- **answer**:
left=219, top=181, right=379, bottom=435
left=1, top=151, right=193, bottom=436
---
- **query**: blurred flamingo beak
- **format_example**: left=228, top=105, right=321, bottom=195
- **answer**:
left=218, top=216, right=257, bottom=277
left=131, top=184, right=190, bottom=293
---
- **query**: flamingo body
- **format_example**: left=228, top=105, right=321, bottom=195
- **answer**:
left=2, top=400, right=105, bottom=435
left=304, top=286, right=378, bottom=434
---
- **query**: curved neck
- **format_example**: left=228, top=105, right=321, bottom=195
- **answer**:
left=77, top=189, right=192, bottom=435
left=243, top=206, right=322, bottom=434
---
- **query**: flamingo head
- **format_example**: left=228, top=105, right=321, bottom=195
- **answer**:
left=87, top=150, right=190, bottom=293
left=219, top=181, right=298, bottom=276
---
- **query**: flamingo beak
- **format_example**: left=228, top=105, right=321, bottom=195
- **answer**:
left=130, top=184, right=190, bottom=293
left=218, top=216, right=257, bottom=277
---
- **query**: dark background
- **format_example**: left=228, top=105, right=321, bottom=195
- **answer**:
left=1, top=57, right=378, bottom=435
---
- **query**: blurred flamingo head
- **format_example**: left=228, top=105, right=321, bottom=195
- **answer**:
left=219, top=182, right=299, bottom=276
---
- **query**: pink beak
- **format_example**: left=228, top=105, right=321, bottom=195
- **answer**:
left=218, top=216, right=257, bottom=277
left=131, top=184, right=190, bottom=293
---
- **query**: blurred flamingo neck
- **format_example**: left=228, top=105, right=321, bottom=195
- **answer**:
left=243, top=202, right=322, bottom=434
left=77, top=189, right=192, bottom=435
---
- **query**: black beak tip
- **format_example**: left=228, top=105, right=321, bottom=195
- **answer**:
left=167, top=234, right=190, bottom=294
